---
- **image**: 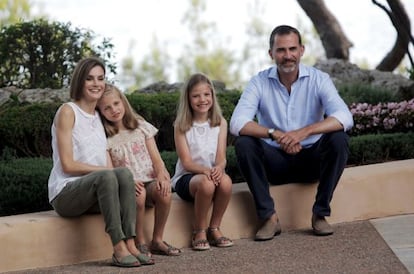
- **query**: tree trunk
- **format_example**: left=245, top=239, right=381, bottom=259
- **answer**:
left=297, top=0, right=353, bottom=60
left=373, top=0, right=413, bottom=71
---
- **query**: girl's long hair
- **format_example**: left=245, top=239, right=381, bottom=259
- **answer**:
left=99, top=83, right=144, bottom=137
left=174, top=73, right=223, bottom=133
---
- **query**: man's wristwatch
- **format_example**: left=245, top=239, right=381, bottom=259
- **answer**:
left=268, top=128, right=275, bottom=140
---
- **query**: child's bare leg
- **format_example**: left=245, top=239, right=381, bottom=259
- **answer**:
left=190, top=175, right=215, bottom=245
left=135, top=189, right=147, bottom=247
left=147, top=183, right=181, bottom=255
left=209, top=174, right=232, bottom=243
left=150, top=183, right=171, bottom=245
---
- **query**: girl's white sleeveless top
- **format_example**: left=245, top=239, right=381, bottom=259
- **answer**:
left=48, top=102, right=107, bottom=202
left=171, top=120, right=219, bottom=189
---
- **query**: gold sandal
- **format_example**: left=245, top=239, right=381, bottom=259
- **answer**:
left=207, top=227, right=234, bottom=247
left=192, top=229, right=210, bottom=251
left=151, top=241, right=182, bottom=256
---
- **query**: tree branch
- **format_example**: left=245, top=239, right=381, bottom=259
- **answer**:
left=372, top=0, right=413, bottom=70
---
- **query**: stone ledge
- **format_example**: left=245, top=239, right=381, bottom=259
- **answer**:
left=1, top=159, right=413, bottom=272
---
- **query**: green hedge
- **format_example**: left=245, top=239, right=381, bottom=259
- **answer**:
left=0, top=85, right=402, bottom=157
left=1, top=132, right=413, bottom=216
left=337, top=83, right=403, bottom=104
left=0, top=92, right=242, bottom=156
left=0, top=102, right=60, bottom=157
left=0, top=157, right=53, bottom=216
left=347, top=133, right=414, bottom=165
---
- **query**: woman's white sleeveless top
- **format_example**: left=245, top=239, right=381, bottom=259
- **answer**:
left=48, top=102, right=107, bottom=202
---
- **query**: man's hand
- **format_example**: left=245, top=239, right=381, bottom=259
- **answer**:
left=276, top=129, right=307, bottom=155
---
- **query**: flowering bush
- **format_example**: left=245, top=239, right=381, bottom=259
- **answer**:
left=349, top=99, right=414, bottom=135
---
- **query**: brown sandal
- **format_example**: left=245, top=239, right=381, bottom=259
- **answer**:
left=192, top=229, right=210, bottom=251
left=151, top=241, right=182, bottom=256
left=207, top=227, right=234, bottom=247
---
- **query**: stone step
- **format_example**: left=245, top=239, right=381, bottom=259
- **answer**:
left=1, top=159, right=413, bottom=273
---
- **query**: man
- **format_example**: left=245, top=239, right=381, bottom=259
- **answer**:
left=229, top=25, right=353, bottom=240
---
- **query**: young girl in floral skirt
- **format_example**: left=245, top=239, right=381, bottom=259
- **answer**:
left=98, top=84, right=181, bottom=257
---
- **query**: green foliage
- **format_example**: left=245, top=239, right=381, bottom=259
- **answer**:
left=0, top=146, right=18, bottom=161
left=121, top=0, right=245, bottom=91
left=0, top=0, right=31, bottom=28
left=241, top=1, right=272, bottom=77
left=216, top=91, right=241, bottom=121
left=0, top=157, right=53, bottom=216
left=191, top=50, right=240, bottom=86
left=338, top=83, right=400, bottom=105
left=0, top=102, right=60, bottom=157
left=160, top=150, right=178, bottom=176
left=407, top=67, right=414, bottom=80
left=127, top=92, right=180, bottom=151
left=175, top=0, right=241, bottom=88
left=348, top=133, right=414, bottom=165
left=216, top=91, right=242, bottom=145
left=225, top=146, right=245, bottom=183
left=121, top=36, right=171, bottom=91
left=0, top=19, right=116, bottom=88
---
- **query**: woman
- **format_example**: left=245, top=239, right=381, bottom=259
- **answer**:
left=48, top=57, right=153, bottom=267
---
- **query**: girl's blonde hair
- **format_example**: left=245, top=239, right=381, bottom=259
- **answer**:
left=174, top=73, right=223, bottom=133
left=99, top=83, right=145, bottom=137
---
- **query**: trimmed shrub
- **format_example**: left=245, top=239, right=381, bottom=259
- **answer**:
left=0, top=102, right=59, bottom=157
left=160, top=150, right=178, bottom=177
left=0, top=157, right=53, bottom=216
left=347, top=133, right=414, bottom=165
left=338, top=83, right=401, bottom=105
left=127, top=92, right=179, bottom=152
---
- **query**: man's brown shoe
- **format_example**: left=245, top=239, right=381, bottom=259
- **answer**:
left=312, top=214, right=333, bottom=236
left=255, top=216, right=281, bottom=241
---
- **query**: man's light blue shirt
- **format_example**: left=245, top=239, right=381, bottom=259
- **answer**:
left=229, top=64, right=354, bottom=148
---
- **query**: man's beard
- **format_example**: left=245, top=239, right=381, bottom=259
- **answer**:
left=277, top=61, right=297, bottom=73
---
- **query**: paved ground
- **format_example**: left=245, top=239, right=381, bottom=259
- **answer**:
left=6, top=214, right=413, bottom=274
left=371, top=214, right=414, bottom=273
